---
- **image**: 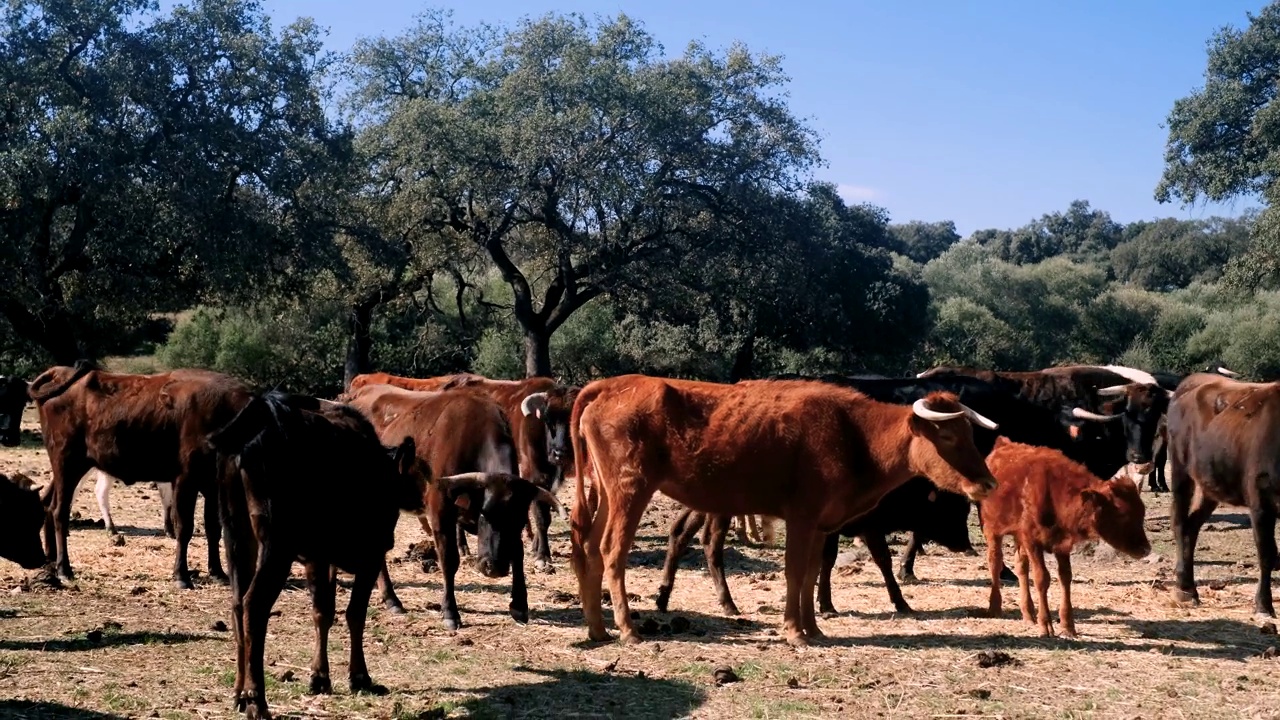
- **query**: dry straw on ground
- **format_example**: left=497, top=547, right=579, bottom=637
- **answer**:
left=2, top=406, right=1278, bottom=719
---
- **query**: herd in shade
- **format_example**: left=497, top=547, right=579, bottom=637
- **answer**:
left=0, top=358, right=1274, bottom=718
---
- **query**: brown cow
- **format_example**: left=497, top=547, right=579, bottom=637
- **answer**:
left=570, top=375, right=999, bottom=646
left=982, top=437, right=1150, bottom=638
left=28, top=361, right=249, bottom=587
left=349, top=372, right=579, bottom=571
left=343, top=383, right=562, bottom=630
left=1167, top=374, right=1280, bottom=618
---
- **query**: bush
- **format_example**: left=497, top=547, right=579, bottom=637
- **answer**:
left=919, top=297, right=1033, bottom=370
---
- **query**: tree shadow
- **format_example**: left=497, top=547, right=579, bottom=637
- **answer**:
left=0, top=630, right=212, bottom=652
left=0, top=700, right=127, bottom=719
left=444, top=667, right=706, bottom=720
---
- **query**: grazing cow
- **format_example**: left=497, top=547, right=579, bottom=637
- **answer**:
left=1, top=374, right=28, bottom=447
left=28, top=362, right=247, bottom=587
left=343, top=383, right=562, bottom=630
left=205, top=392, right=429, bottom=720
left=570, top=375, right=998, bottom=646
left=350, top=372, right=579, bottom=572
left=983, top=437, right=1150, bottom=637
left=658, top=372, right=1140, bottom=614
left=1166, top=374, right=1280, bottom=619
left=0, top=472, right=51, bottom=570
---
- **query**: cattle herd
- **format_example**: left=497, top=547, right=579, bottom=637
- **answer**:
left=0, top=359, right=1274, bottom=718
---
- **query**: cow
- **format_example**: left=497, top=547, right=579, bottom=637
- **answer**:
left=982, top=437, right=1150, bottom=637
left=350, top=372, right=578, bottom=572
left=343, top=383, right=562, bottom=630
left=1, top=374, right=29, bottom=447
left=91, top=471, right=175, bottom=538
left=27, top=361, right=247, bottom=587
left=0, top=472, right=51, bottom=570
left=657, top=371, right=1146, bottom=614
left=1166, top=374, right=1280, bottom=619
left=570, top=375, right=999, bottom=646
left=205, top=391, right=430, bottom=720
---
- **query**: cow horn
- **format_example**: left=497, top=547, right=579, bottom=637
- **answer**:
left=961, top=405, right=999, bottom=431
left=437, top=472, right=490, bottom=496
left=521, top=392, right=550, bottom=419
left=1096, top=385, right=1130, bottom=397
left=534, top=487, right=566, bottom=520
left=1072, top=407, right=1122, bottom=422
left=911, top=399, right=964, bottom=422
left=1217, top=366, right=1240, bottom=377
left=915, top=371, right=928, bottom=378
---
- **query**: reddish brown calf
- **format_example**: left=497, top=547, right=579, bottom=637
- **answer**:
left=982, top=437, right=1150, bottom=638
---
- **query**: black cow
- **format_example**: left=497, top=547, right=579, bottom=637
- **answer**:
left=1, top=375, right=28, bottom=447
left=206, top=392, right=429, bottom=720
left=0, top=472, right=49, bottom=569
left=1144, top=362, right=1242, bottom=493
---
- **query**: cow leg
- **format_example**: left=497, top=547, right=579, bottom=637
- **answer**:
left=431, top=516, right=463, bottom=631
left=656, top=508, right=704, bottom=613
left=171, top=477, right=200, bottom=589
left=1027, top=546, right=1054, bottom=637
left=817, top=532, right=839, bottom=616
left=93, top=471, right=116, bottom=535
left=456, top=524, right=469, bottom=559
left=799, top=531, right=825, bottom=640
left=241, top=551, right=291, bottom=720
left=157, top=482, right=176, bottom=539
left=375, top=560, right=406, bottom=614
left=1054, top=551, right=1077, bottom=638
left=509, top=540, right=530, bottom=625
left=897, top=532, right=922, bottom=584
left=1249, top=501, right=1277, bottom=619
left=1171, top=471, right=1217, bottom=605
left=782, top=524, right=820, bottom=646
left=304, top=563, right=335, bottom=695
left=864, top=532, right=912, bottom=614
left=530, top=497, right=554, bottom=573
left=577, top=496, right=610, bottom=643
left=703, top=513, right=739, bottom=616
left=202, top=483, right=227, bottom=583
left=346, top=568, right=387, bottom=695
left=986, top=531, right=1004, bottom=617
left=1013, top=540, right=1035, bottom=625
left=46, top=456, right=92, bottom=581
left=601, top=484, right=656, bottom=644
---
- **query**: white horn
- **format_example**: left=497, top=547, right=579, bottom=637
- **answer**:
left=1072, top=407, right=1122, bottom=422
left=535, top=487, right=566, bottom=520
left=911, top=398, right=964, bottom=422
left=1096, top=385, right=1129, bottom=397
left=961, top=404, right=999, bottom=431
left=521, top=392, right=550, bottom=418
left=1217, top=366, right=1240, bottom=377
left=915, top=371, right=928, bottom=378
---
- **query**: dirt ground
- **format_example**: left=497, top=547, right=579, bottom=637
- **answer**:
left=2, top=405, right=1280, bottom=720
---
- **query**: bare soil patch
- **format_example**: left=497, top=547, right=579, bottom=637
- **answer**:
left=3, top=406, right=1279, bottom=719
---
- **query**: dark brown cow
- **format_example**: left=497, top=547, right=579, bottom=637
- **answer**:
left=0, top=374, right=28, bottom=447
left=28, top=362, right=248, bottom=587
left=349, top=372, right=578, bottom=572
left=343, top=384, right=561, bottom=630
left=570, top=375, right=999, bottom=646
left=1167, top=374, right=1280, bottom=619
left=205, top=391, right=429, bottom=720
left=983, top=438, right=1150, bottom=637
left=0, top=472, right=50, bottom=570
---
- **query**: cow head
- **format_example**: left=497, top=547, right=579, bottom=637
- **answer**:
left=0, top=376, right=29, bottom=447
left=1094, top=383, right=1169, bottom=471
left=0, top=473, right=49, bottom=570
left=906, top=392, right=999, bottom=502
left=437, top=472, right=562, bottom=579
left=521, top=386, right=581, bottom=470
left=1203, top=360, right=1240, bottom=378
left=1082, top=480, right=1151, bottom=559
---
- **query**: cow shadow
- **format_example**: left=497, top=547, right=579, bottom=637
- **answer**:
left=0, top=700, right=127, bottom=719
left=627, top=546, right=780, bottom=574
left=0, top=630, right=211, bottom=652
left=440, top=667, right=706, bottom=719
left=827, top=605, right=1130, bottom=623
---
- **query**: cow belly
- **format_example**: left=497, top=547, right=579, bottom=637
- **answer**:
left=657, top=483, right=783, bottom=519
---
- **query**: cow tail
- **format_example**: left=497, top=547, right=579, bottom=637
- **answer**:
left=569, top=383, right=604, bottom=579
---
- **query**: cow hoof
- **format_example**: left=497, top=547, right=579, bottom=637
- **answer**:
left=1254, top=612, right=1277, bottom=624
left=1061, top=628, right=1079, bottom=640
left=820, top=610, right=839, bottom=620
left=893, top=604, right=914, bottom=615
left=896, top=572, right=918, bottom=585
left=785, top=634, right=810, bottom=647
left=245, top=704, right=271, bottom=720
left=654, top=587, right=672, bottom=613
left=174, top=578, right=194, bottom=591
left=308, top=674, right=332, bottom=695
left=510, top=607, right=529, bottom=625
left=442, top=616, right=461, bottom=632
left=587, top=629, right=612, bottom=643
left=1170, top=589, right=1200, bottom=606
left=618, top=632, right=643, bottom=645
left=384, top=601, right=407, bottom=616
left=534, top=559, right=555, bottom=574
left=209, top=571, right=230, bottom=585
left=722, top=604, right=741, bottom=617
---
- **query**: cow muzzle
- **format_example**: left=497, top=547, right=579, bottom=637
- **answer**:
left=962, top=476, right=997, bottom=503
left=476, top=557, right=509, bottom=579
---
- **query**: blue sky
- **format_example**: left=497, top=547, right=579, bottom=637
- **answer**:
left=258, top=0, right=1267, bottom=235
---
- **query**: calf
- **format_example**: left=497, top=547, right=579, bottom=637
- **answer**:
left=982, top=438, right=1150, bottom=637
left=0, top=472, right=50, bottom=569
left=343, top=383, right=561, bottom=630
left=206, top=392, right=429, bottom=720
left=571, top=376, right=998, bottom=646
left=0, top=374, right=28, bottom=447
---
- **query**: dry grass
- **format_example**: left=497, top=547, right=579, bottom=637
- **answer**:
left=3, top=405, right=1280, bottom=719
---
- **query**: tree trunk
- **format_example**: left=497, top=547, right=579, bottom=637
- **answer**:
left=344, top=300, right=376, bottom=390
left=523, top=328, right=552, bottom=378
left=729, top=328, right=757, bottom=383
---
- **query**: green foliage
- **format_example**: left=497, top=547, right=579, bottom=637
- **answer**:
left=921, top=297, right=1030, bottom=370
left=889, top=221, right=961, bottom=264
left=1111, top=217, right=1250, bottom=290
left=972, top=201, right=1122, bottom=265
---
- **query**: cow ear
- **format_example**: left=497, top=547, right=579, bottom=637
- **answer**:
left=1068, top=424, right=1081, bottom=439
left=454, top=494, right=472, bottom=511
left=1079, top=488, right=1102, bottom=510
left=393, top=437, right=417, bottom=476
